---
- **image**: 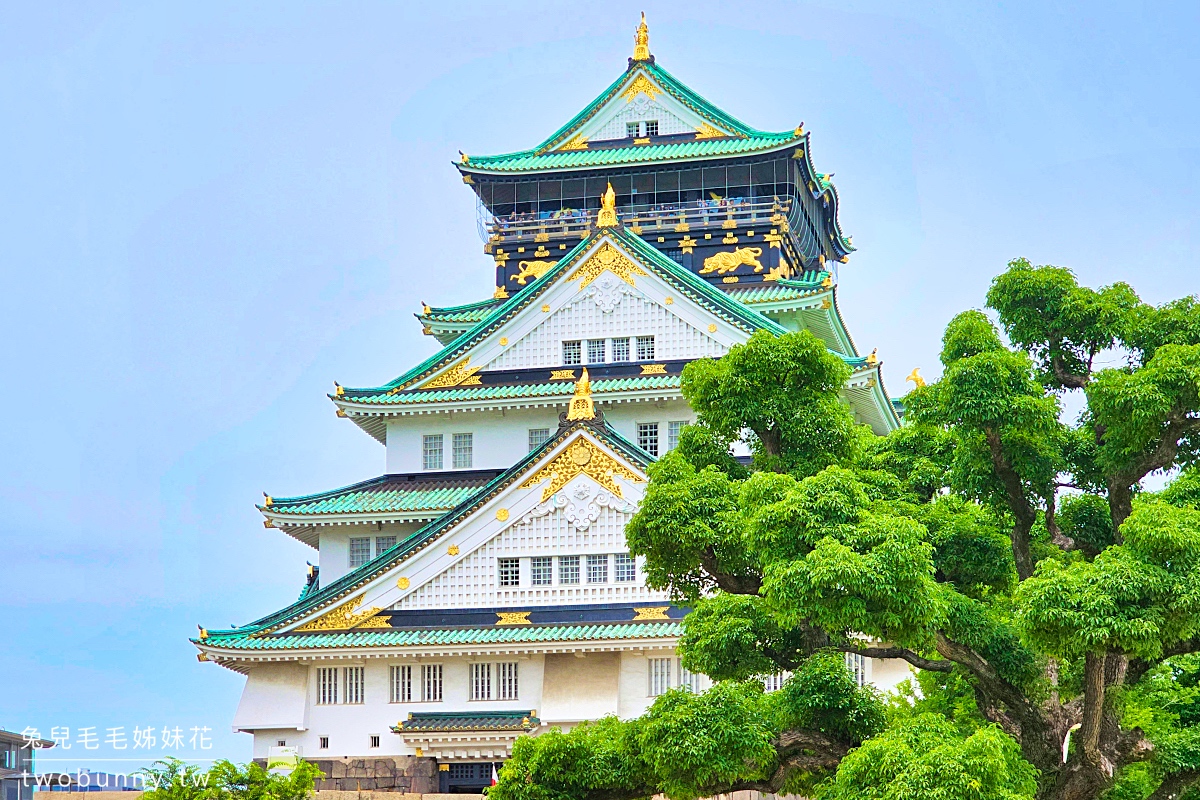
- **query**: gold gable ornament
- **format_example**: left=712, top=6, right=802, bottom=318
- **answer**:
left=596, top=183, right=618, bottom=228
left=294, top=596, right=391, bottom=632
left=568, top=241, right=647, bottom=289
left=520, top=438, right=642, bottom=501
left=567, top=368, right=596, bottom=421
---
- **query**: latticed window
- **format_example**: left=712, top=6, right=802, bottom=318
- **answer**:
left=636, top=335, right=655, bottom=361
left=845, top=652, right=868, bottom=687
left=587, top=339, right=606, bottom=363
left=562, top=340, right=582, bottom=365
left=317, top=667, right=338, bottom=705
left=528, top=428, right=551, bottom=452
left=375, top=536, right=396, bottom=556
left=498, top=558, right=520, bottom=587
left=348, top=538, right=371, bottom=568
left=497, top=662, right=519, bottom=700
left=612, top=337, right=630, bottom=362
left=559, top=555, right=580, bottom=585
left=343, top=666, right=365, bottom=704
left=422, top=434, right=443, bottom=470
left=637, top=423, right=659, bottom=456
left=531, top=556, right=553, bottom=586
left=452, top=433, right=473, bottom=468
left=648, top=658, right=672, bottom=697
left=626, top=122, right=640, bottom=138
left=587, top=554, right=609, bottom=584
left=667, top=421, right=686, bottom=452
left=644, top=120, right=659, bottom=136
left=390, top=665, right=413, bottom=703
left=471, top=662, right=492, bottom=700
left=421, top=664, right=443, bottom=702
left=614, top=553, right=636, bottom=582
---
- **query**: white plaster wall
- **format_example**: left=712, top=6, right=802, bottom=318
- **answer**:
left=868, top=657, right=912, bottom=695
left=234, top=665, right=308, bottom=733
left=541, top=653, right=619, bottom=723
left=319, top=522, right=424, bottom=584
left=617, top=651, right=662, bottom=719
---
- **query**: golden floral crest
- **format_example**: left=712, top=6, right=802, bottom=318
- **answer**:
left=557, top=133, right=589, bottom=152
left=422, top=357, right=482, bottom=390
left=293, top=596, right=391, bottom=632
left=621, top=73, right=661, bottom=102
left=568, top=242, right=647, bottom=290
left=519, top=437, right=643, bottom=501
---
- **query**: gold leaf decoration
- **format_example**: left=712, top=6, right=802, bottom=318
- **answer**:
left=422, top=357, right=482, bottom=390
left=694, top=123, right=726, bottom=139
left=621, top=73, right=662, bottom=102
left=632, top=607, right=670, bottom=621
left=496, top=611, right=532, bottom=626
left=496, top=508, right=510, bottom=522
left=294, top=596, right=383, bottom=632
left=568, top=242, right=647, bottom=290
left=557, top=133, right=589, bottom=151
left=640, top=364, right=667, bottom=375
left=520, top=438, right=643, bottom=501
left=448, top=544, right=460, bottom=556
left=700, top=247, right=764, bottom=275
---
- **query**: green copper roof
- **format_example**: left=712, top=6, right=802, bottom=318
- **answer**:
left=199, top=622, right=682, bottom=651
left=262, top=472, right=503, bottom=516
left=419, top=298, right=503, bottom=325
left=346, top=374, right=681, bottom=406
left=725, top=273, right=831, bottom=304
left=397, top=711, right=540, bottom=733
left=459, top=61, right=801, bottom=175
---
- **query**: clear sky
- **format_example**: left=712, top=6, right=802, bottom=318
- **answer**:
left=1, top=0, right=1197, bottom=774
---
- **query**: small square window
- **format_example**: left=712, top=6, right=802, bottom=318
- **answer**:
left=614, top=553, right=637, bottom=582
left=645, top=120, right=659, bottom=137
left=452, top=432, right=473, bottom=469
left=667, top=421, right=686, bottom=452
left=635, top=335, right=655, bottom=361
left=528, top=428, right=551, bottom=452
left=318, top=736, right=329, bottom=749
left=559, top=555, right=580, bottom=585
left=637, top=423, right=660, bottom=457
left=666, top=248, right=684, bottom=264
left=587, top=554, right=609, bottom=584
left=587, top=339, right=606, bottom=364
left=277, top=740, right=287, bottom=747
left=562, top=340, right=582, bottom=365
left=369, top=735, right=380, bottom=749
left=376, top=536, right=397, bottom=556
left=611, top=337, right=630, bottom=362
left=626, top=121, right=640, bottom=138
left=349, top=538, right=372, bottom=568
left=422, top=434, right=444, bottom=470
left=531, top=556, right=553, bottom=586
left=498, top=558, right=520, bottom=587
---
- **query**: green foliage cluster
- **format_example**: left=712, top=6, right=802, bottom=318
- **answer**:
left=139, top=758, right=321, bottom=800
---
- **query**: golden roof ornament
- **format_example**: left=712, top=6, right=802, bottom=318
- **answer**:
left=596, top=183, right=618, bottom=228
left=633, top=12, right=651, bottom=61
left=866, top=348, right=879, bottom=366
left=567, top=368, right=596, bottom=421
left=906, top=368, right=926, bottom=388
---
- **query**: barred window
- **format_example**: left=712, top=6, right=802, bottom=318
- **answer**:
left=559, top=555, right=580, bottom=585
left=528, top=428, right=551, bottom=452
left=637, top=423, right=659, bottom=456
left=531, top=556, right=553, bottom=586
left=587, top=339, right=606, bottom=364
left=471, top=662, right=492, bottom=701
left=626, top=122, right=640, bottom=138
left=349, top=538, right=372, bottom=568
left=369, top=735, right=380, bottom=749
left=635, top=335, right=655, bottom=361
left=497, top=662, right=519, bottom=700
left=587, top=554, right=609, bottom=584
left=498, top=558, right=520, bottom=587
left=845, top=652, right=868, bottom=687
left=648, top=658, right=673, bottom=697
left=343, top=666, right=365, bottom=704
left=317, top=667, right=338, bottom=705
left=614, top=553, right=637, bottom=582
left=644, top=120, right=659, bottom=137
left=667, top=421, right=686, bottom=452
left=762, top=672, right=792, bottom=693
left=452, top=433, right=473, bottom=469
left=318, top=736, right=329, bottom=749
left=375, top=536, right=396, bottom=556
left=390, top=665, right=413, bottom=703
left=562, top=340, right=582, bottom=365
left=611, top=337, right=630, bottom=362
left=421, top=664, right=443, bottom=702
left=422, top=434, right=443, bottom=470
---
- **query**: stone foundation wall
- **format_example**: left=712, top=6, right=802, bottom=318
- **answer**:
left=306, top=757, right=439, bottom=794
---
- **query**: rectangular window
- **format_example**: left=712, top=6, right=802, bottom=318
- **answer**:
left=343, top=666, right=365, bottom=704
left=376, top=536, right=397, bottom=556
left=423, top=434, right=443, bottom=470
left=636, top=335, right=656, bottom=361
left=845, top=652, right=868, bottom=687
left=644, top=120, right=659, bottom=137
left=369, top=735, right=380, bottom=748
left=317, top=667, right=338, bottom=705
left=559, top=555, right=580, bottom=585
left=528, top=428, right=551, bottom=452
left=497, top=662, right=519, bottom=700
left=421, top=664, right=443, bottom=702
left=626, top=121, right=640, bottom=138
left=614, top=553, right=637, bottom=582
left=648, top=658, right=673, bottom=697
left=498, top=557, right=520, bottom=587
left=531, top=556, right=553, bottom=586
left=762, top=672, right=792, bottom=693
left=391, top=665, right=413, bottom=703
left=319, top=736, right=329, bottom=749
left=611, top=337, right=630, bottom=362
left=587, top=339, right=606, bottom=364
left=562, top=340, right=582, bottom=365
left=471, top=662, right=492, bottom=701
left=637, top=423, right=660, bottom=457
left=587, top=554, right=609, bottom=584
left=349, top=538, right=372, bottom=568
left=452, top=432, right=473, bottom=469
left=667, top=421, right=686, bottom=452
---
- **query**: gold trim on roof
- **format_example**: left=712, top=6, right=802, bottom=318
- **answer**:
left=694, top=123, right=726, bottom=139
left=621, top=72, right=661, bottom=102
left=568, top=241, right=647, bottom=289
left=633, top=607, right=670, bottom=621
left=596, top=183, right=619, bottom=228
left=422, top=357, right=482, bottom=389
left=557, top=133, right=589, bottom=151
left=497, top=611, right=532, bottom=626
left=632, top=12, right=651, bottom=61
left=294, top=596, right=384, bottom=632
left=520, top=438, right=643, bottom=501
left=566, top=368, right=596, bottom=421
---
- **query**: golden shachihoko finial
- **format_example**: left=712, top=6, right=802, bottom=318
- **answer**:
left=567, top=368, right=596, bottom=421
left=633, top=12, right=651, bottom=61
left=906, top=368, right=926, bottom=388
left=596, top=183, right=618, bottom=228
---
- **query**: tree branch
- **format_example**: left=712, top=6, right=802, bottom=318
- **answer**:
left=984, top=427, right=1038, bottom=580
left=835, top=643, right=952, bottom=673
left=698, top=546, right=762, bottom=595
left=1108, top=411, right=1200, bottom=534
left=1148, top=770, right=1200, bottom=800
left=1050, top=353, right=1092, bottom=390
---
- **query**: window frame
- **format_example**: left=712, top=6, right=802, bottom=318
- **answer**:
left=348, top=538, right=372, bottom=569
left=611, top=337, right=630, bottom=362
left=531, top=556, right=553, bottom=586
left=497, top=557, right=520, bottom=587
left=586, top=339, right=606, bottom=364
left=559, top=555, right=581, bottom=585
left=422, top=434, right=444, bottom=470
left=421, top=663, right=443, bottom=702
left=635, top=335, right=656, bottom=361
left=586, top=554, right=609, bottom=584
left=390, top=664, right=413, bottom=703
left=343, top=666, right=365, bottom=704
left=614, top=553, right=637, bottom=582
left=452, top=432, right=473, bottom=469
left=471, top=662, right=493, bottom=701
left=562, top=340, right=582, bottom=365
left=667, top=420, right=687, bottom=452
left=317, top=667, right=338, bottom=705
left=528, top=428, right=551, bottom=452
left=637, top=422, right=660, bottom=457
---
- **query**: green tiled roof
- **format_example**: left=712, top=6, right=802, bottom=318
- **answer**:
left=419, top=298, right=502, bottom=325
left=725, top=273, right=831, bottom=304
left=201, top=621, right=683, bottom=651
left=262, top=472, right=503, bottom=516
left=397, top=711, right=539, bottom=733
left=347, top=375, right=681, bottom=406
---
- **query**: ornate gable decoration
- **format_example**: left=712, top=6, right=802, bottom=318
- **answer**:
left=622, top=73, right=662, bottom=103
left=519, top=438, right=643, bottom=501
left=293, top=596, right=391, bottom=632
left=568, top=241, right=647, bottom=290
left=421, top=357, right=482, bottom=390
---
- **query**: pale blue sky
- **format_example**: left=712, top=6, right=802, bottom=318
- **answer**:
left=1, top=1, right=1197, bottom=772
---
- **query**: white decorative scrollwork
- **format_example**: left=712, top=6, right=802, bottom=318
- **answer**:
left=523, top=481, right=636, bottom=531
left=587, top=272, right=636, bottom=314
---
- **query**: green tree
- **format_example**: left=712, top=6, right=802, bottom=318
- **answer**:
left=140, top=758, right=322, bottom=800
left=493, top=267, right=1200, bottom=800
